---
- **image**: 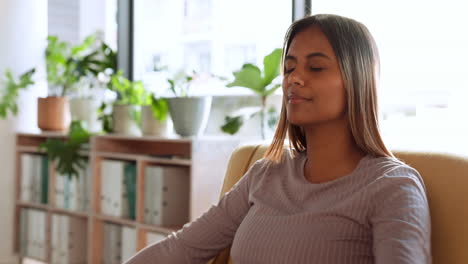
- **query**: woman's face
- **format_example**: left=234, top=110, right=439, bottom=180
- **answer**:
left=282, top=25, right=346, bottom=127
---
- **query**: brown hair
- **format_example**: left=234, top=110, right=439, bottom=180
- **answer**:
left=264, top=14, right=393, bottom=162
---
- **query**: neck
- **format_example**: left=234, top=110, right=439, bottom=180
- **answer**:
left=302, top=118, right=366, bottom=183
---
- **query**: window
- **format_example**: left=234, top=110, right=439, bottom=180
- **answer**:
left=48, top=0, right=117, bottom=48
left=133, top=0, right=292, bottom=96
left=311, top=0, right=468, bottom=154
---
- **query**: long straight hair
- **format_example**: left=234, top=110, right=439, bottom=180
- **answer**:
left=265, top=14, right=393, bottom=162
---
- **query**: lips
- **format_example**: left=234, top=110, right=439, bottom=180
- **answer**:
left=287, top=93, right=312, bottom=104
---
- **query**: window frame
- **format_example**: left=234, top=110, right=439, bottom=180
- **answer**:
left=117, top=0, right=311, bottom=81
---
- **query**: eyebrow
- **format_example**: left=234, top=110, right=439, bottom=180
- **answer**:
left=285, top=52, right=331, bottom=61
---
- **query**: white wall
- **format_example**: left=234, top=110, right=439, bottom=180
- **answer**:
left=0, top=0, right=47, bottom=262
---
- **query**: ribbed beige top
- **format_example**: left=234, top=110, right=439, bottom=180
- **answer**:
left=125, top=151, right=431, bottom=264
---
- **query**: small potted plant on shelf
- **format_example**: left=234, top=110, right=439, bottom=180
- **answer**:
left=221, top=48, right=282, bottom=139
left=0, top=68, right=36, bottom=119
left=68, top=34, right=117, bottom=133
left=106, top=71, right=147, bottom=136
left=42, top=33, right=115, bottom=132
left=141, top=93, right=170, bottom=136
left=166, top=70, right=212, bottom=137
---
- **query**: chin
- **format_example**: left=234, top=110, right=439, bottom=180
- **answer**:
left=286, top=115, right=317, bottom=127
left=287, top=114, right=342, bottom=128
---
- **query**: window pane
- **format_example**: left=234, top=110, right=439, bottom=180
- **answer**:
left=311, top=0, right=468, bottom=153
left=48, top=0, right=117, bottom=48
left=134, top=0, right=292, bottom=96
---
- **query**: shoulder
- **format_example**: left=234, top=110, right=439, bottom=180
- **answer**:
left=366, top=156, right=426, bottom=192
left=365, top=156, right=429, bottom=210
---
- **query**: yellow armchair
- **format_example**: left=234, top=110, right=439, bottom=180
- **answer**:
left=209, top=145, right=468, bottom=264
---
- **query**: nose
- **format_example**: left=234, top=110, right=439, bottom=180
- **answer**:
left=287, top=69, right=305, bottom=86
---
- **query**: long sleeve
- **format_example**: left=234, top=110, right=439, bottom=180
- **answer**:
left=370, top=166, right=432, bottom=264
left=124, top=160, right=263, bottom=264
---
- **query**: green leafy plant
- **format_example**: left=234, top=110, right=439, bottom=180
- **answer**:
left=39, top=120, right=91, bottom=178
left=99, top=71, right=150, bottom=131
left=97, top=102, right=113, bottom=133
left=0, top=68, right=35, bottom=119
left=109, top=71, right=147, bottom=105
left=147, top=94, right=169, bottom=121
left=167, top=70, right=196, bottom=97
left=46, top=33, right=117, bottom=97
left=221, top=48, right=282, bottom=138
left=97, top=93, right=167, bottom=134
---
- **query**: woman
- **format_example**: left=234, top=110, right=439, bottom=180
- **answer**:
left=125, top=14, right=431, bottom=264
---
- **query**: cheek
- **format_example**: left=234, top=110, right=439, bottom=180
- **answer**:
left=282, top=79, right=288, bottom=102
left=282, top=78, right=288, bottom=91
left=319, top=80, right=347, bottom=114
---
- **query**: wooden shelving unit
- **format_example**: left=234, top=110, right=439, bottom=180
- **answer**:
left=13, top=132, right=239, bottom=264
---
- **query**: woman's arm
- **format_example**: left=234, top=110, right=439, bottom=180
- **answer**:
left=123, top=160, right=264, bottom=264
left=371, top=167, right=432, bottom=264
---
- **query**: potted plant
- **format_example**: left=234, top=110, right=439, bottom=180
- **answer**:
left=0, top=68, right=35, bottom=119
left=166, top=70, right=212, bottom=137
left=42, top=33, right=115, bottom=132
left=141, top=93, right=170, bottom=136
left=221, top=48, right=282, bottom=139
left=106, top=71, right=147, bottom=136
left=68, top=34, right=117, bottom=133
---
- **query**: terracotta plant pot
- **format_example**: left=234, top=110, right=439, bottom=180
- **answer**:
left=37, top=96, right=70, bottom=131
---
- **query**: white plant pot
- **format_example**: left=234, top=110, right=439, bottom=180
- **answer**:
left=69, top=98, right=102, bottom=133
left=167, top=96, right=212, bottom=137
left=112, top=104, right=141, bottom=136
left=141, top=105, right=171, bottom=137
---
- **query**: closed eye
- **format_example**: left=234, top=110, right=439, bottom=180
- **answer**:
left=310, top=67, right=324, bottom=72
left=284, top=68, right=295, bottom=74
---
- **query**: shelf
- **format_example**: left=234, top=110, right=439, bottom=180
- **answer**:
left=21, top=256, right=47, bottom=264
left=94, top=133, right=192, bottom=143
left=94, top=214, right=180, bottom=235
left=93, top=136, right=192, bottom=158
left=16, top=146, right=44, bottom=153
left=137, top=222, right=181, bottom=235
left=16, top=146, right=90, bottom=157
left=95, top=213, right=138, bottom=227
left=145, top=156, right=192, bottom=166
left=14, top=133, right=239, bottom=264
left=50, top=207, right=89, bottom=219
left=17, top=201, right=49, bottom=211
left=17, top=131, right=68, bottom=138
left=16, top=133, right=68, bottom=148
left=95, top=151, right=191, bottom=166
left=94, top=151, right=139, bottom=161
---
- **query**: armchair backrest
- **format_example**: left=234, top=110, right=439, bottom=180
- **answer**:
left=209, top=145, right=468, bottom=264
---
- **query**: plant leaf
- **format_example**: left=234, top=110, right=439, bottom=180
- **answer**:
left=262, top=48, right=282, bottom=88
left=97, top=102, right=113, bottom=133
left=108, top=71, right=148, bottom=105
left=150, top=95, right=169, bottom=121
left=220, top=107, right=261, bottom=135
left=39, top=121, right=91, bottom=178
left=226, top=64, right=263, bottom=93
left=0, top=68, right=35, bottom=119
left=263, top=83, right=282, bottom=97
left=221, top=116, right=243, bottom=135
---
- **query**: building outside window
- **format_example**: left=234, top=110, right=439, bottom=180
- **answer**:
left=311, top=0, right=468, bottom=154
left=133, top=0, right=292, bottom=97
